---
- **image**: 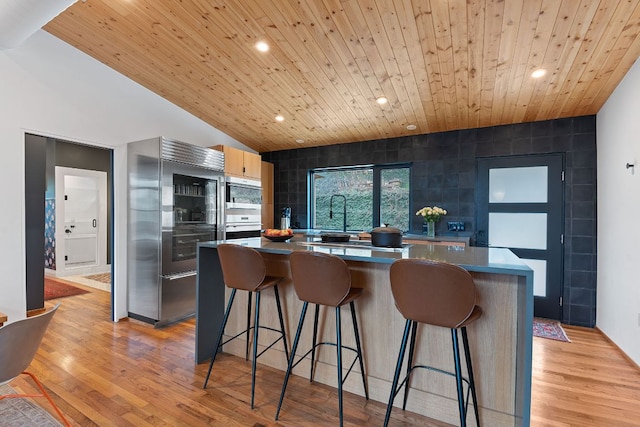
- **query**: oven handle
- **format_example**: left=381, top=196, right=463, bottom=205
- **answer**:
left=226, top=202, right=262, bottom=210
left=225, top=223, right=262, bottom=232
left=226, top=176, right=262, bottom=188
left=162, top=270, right=197, bottom=281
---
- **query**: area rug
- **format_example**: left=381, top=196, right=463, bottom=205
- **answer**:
left=0, top=384, right=62, bottom=426
left=84, top=272, right=111, bottom=284
left=44, top=278, right=89, bottom=300
left=533, top=317, right=571, bottom=342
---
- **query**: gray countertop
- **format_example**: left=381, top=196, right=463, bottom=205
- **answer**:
left=199, top=236, right=533, bottom=278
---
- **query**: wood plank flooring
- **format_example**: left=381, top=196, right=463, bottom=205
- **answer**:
left=10, top=285, right=640, bottom=426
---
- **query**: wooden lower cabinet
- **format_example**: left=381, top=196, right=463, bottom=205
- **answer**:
left=358, top=232, right=468, bottom=247
left=403, top=238, right=466, bottom=247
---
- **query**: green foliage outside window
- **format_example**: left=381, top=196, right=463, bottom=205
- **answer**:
left=312, top=166, right=410, bottom=232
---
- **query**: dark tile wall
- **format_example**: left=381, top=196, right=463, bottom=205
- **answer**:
left=262, top=116, right=597, bottom=327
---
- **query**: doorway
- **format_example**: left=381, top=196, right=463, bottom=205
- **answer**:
left=24, top=134, right=113, bottom=314
left=54, top=166, right=108, bottom=277
left=476, top=154, right=565, bottom=320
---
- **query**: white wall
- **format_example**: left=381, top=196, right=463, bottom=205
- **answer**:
left=596, top=57, right=640, bottom=366
left=0, top=30, right=251, bottom=322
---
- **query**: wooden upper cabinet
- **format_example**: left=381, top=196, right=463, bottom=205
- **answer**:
left=242, top=151, right=262, bottom=179
left=211, top=145, right=261, bottom=179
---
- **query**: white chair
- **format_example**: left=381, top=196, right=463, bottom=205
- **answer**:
left=0, top=304, right=70, bottom=426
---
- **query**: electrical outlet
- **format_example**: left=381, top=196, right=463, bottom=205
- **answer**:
left=447, top=221, right=465, bottom=232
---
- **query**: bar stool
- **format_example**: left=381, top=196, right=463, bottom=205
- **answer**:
left=384, top=259, right=482, bottom=427
left=203, top=243, right=289, bottom=409
left=275, top=251, right=368, bottom=426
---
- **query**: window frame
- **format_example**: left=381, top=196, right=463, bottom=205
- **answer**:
left=308, top=162, right=411, bottom=232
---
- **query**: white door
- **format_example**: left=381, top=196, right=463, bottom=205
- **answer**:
left=55, top=167, right=108, bottom=275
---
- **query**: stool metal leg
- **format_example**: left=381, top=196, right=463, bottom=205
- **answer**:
left=349, top=301, right=368, bottom=399
left=384, top=319, right=412, bottom=427
left=402, top=320, right=418, bottom=410
left=335, top=306, right=344, bottom=427
left=452, top=328, right=467, bottom=427
left=203, top=288, right=237, bottom=388
left=250, top=291, right=261, bottom=409
left=310, top=304, right=320, bottom=382
left=275, top=301, right=309, bottom=421
left=462, top=327, right=480, bottom=426
left=273, top=285, right=290, bottom=362
left=245, top=292, right=252, bottom=361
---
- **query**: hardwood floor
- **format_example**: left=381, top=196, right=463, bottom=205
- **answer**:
left=531, top=325, right=640, bottom=427
left=11, top=286, right=640, bottom=426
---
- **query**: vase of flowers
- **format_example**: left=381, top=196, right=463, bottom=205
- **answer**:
left=416, top=206, right=447, bottom=238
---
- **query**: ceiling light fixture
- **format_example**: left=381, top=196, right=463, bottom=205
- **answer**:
left=376, top=97, right=388, bottom=105
left=275, top=115, right=284, bottom=122
left=406, top=124, right=417, bottom=131
left=531, top=68, right=547, bottom=79
left=255, top=41, right=269, bottom=52
left=296, top=139, right=305, bottom=144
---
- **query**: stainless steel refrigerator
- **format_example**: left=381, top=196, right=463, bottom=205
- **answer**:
left=127, top=137, right=224, bottom=326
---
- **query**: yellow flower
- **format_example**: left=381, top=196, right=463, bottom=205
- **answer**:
left=416, top=206, right=447, bottom=222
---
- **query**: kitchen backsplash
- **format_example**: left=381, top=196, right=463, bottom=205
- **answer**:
left=262, top=115, right=597, bottom=328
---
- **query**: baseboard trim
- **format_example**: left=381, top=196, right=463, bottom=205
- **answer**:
left=27, top=307, right=47, bottom=318
left=595, top=326, right=640, bottom=371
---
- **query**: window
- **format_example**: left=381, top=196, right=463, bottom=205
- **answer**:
left=310, top=165, right=410, bottom=232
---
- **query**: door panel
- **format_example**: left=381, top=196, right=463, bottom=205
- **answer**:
left=477, top=154, right=564, bottom=319
left=55, top=167, right=108, bottom=275
left=66, top=236, right=97, bottom=264
left=489, top=166, right=548, bottom=202
left=64, top=175, right=99, bottom=265
left=488, top=212, right=548, bottom=249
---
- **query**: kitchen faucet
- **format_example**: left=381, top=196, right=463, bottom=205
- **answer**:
left=329, top=194, right=347, bottom=232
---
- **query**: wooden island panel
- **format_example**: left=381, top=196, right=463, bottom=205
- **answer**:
left=205, top=249, right=526, bottom=426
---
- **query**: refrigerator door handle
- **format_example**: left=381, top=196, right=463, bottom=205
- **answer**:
left=163, top=270, right=197, bottom=281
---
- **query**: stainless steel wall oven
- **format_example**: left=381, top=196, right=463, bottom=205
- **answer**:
left=128, top=137, right=224, bottom=326
left=224, top=176, right=262, bottom=239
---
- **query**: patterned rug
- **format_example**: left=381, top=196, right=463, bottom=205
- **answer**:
left=84, top=272, right=111, bottom=284
left=533, top=317, right=571, bottom=342
left=44, top=278, right=89, bottom=300
left=0, top=384, right=62, bottom=426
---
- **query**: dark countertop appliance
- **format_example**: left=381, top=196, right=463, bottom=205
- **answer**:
left=320, top=233, right=351, bottom=243
left=370, top=226, right=403, bottom=248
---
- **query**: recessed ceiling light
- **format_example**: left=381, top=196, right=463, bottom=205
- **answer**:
left=376, top=97, right=388, bottom=105
left=255, top=41, right=270, bottom=52
left=406, top=124, right=417, bottom=131
left=531, top=68, right=547, bottom=79
left=275, top=115, right=284, bottom=122
left=295, top=139, right=305, bottom=144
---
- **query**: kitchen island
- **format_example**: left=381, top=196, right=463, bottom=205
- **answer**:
left=196, top=237, right=533, bottom=426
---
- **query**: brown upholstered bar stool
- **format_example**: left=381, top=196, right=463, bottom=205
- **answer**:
left=384, top=259, right=482, bottom=427
left=203, top=243, right=289, bottom=409
left=275, top=251, right=368, bottom=426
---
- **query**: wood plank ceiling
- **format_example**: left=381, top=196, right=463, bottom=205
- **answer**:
left=45, top=0, right=640, bottom=153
